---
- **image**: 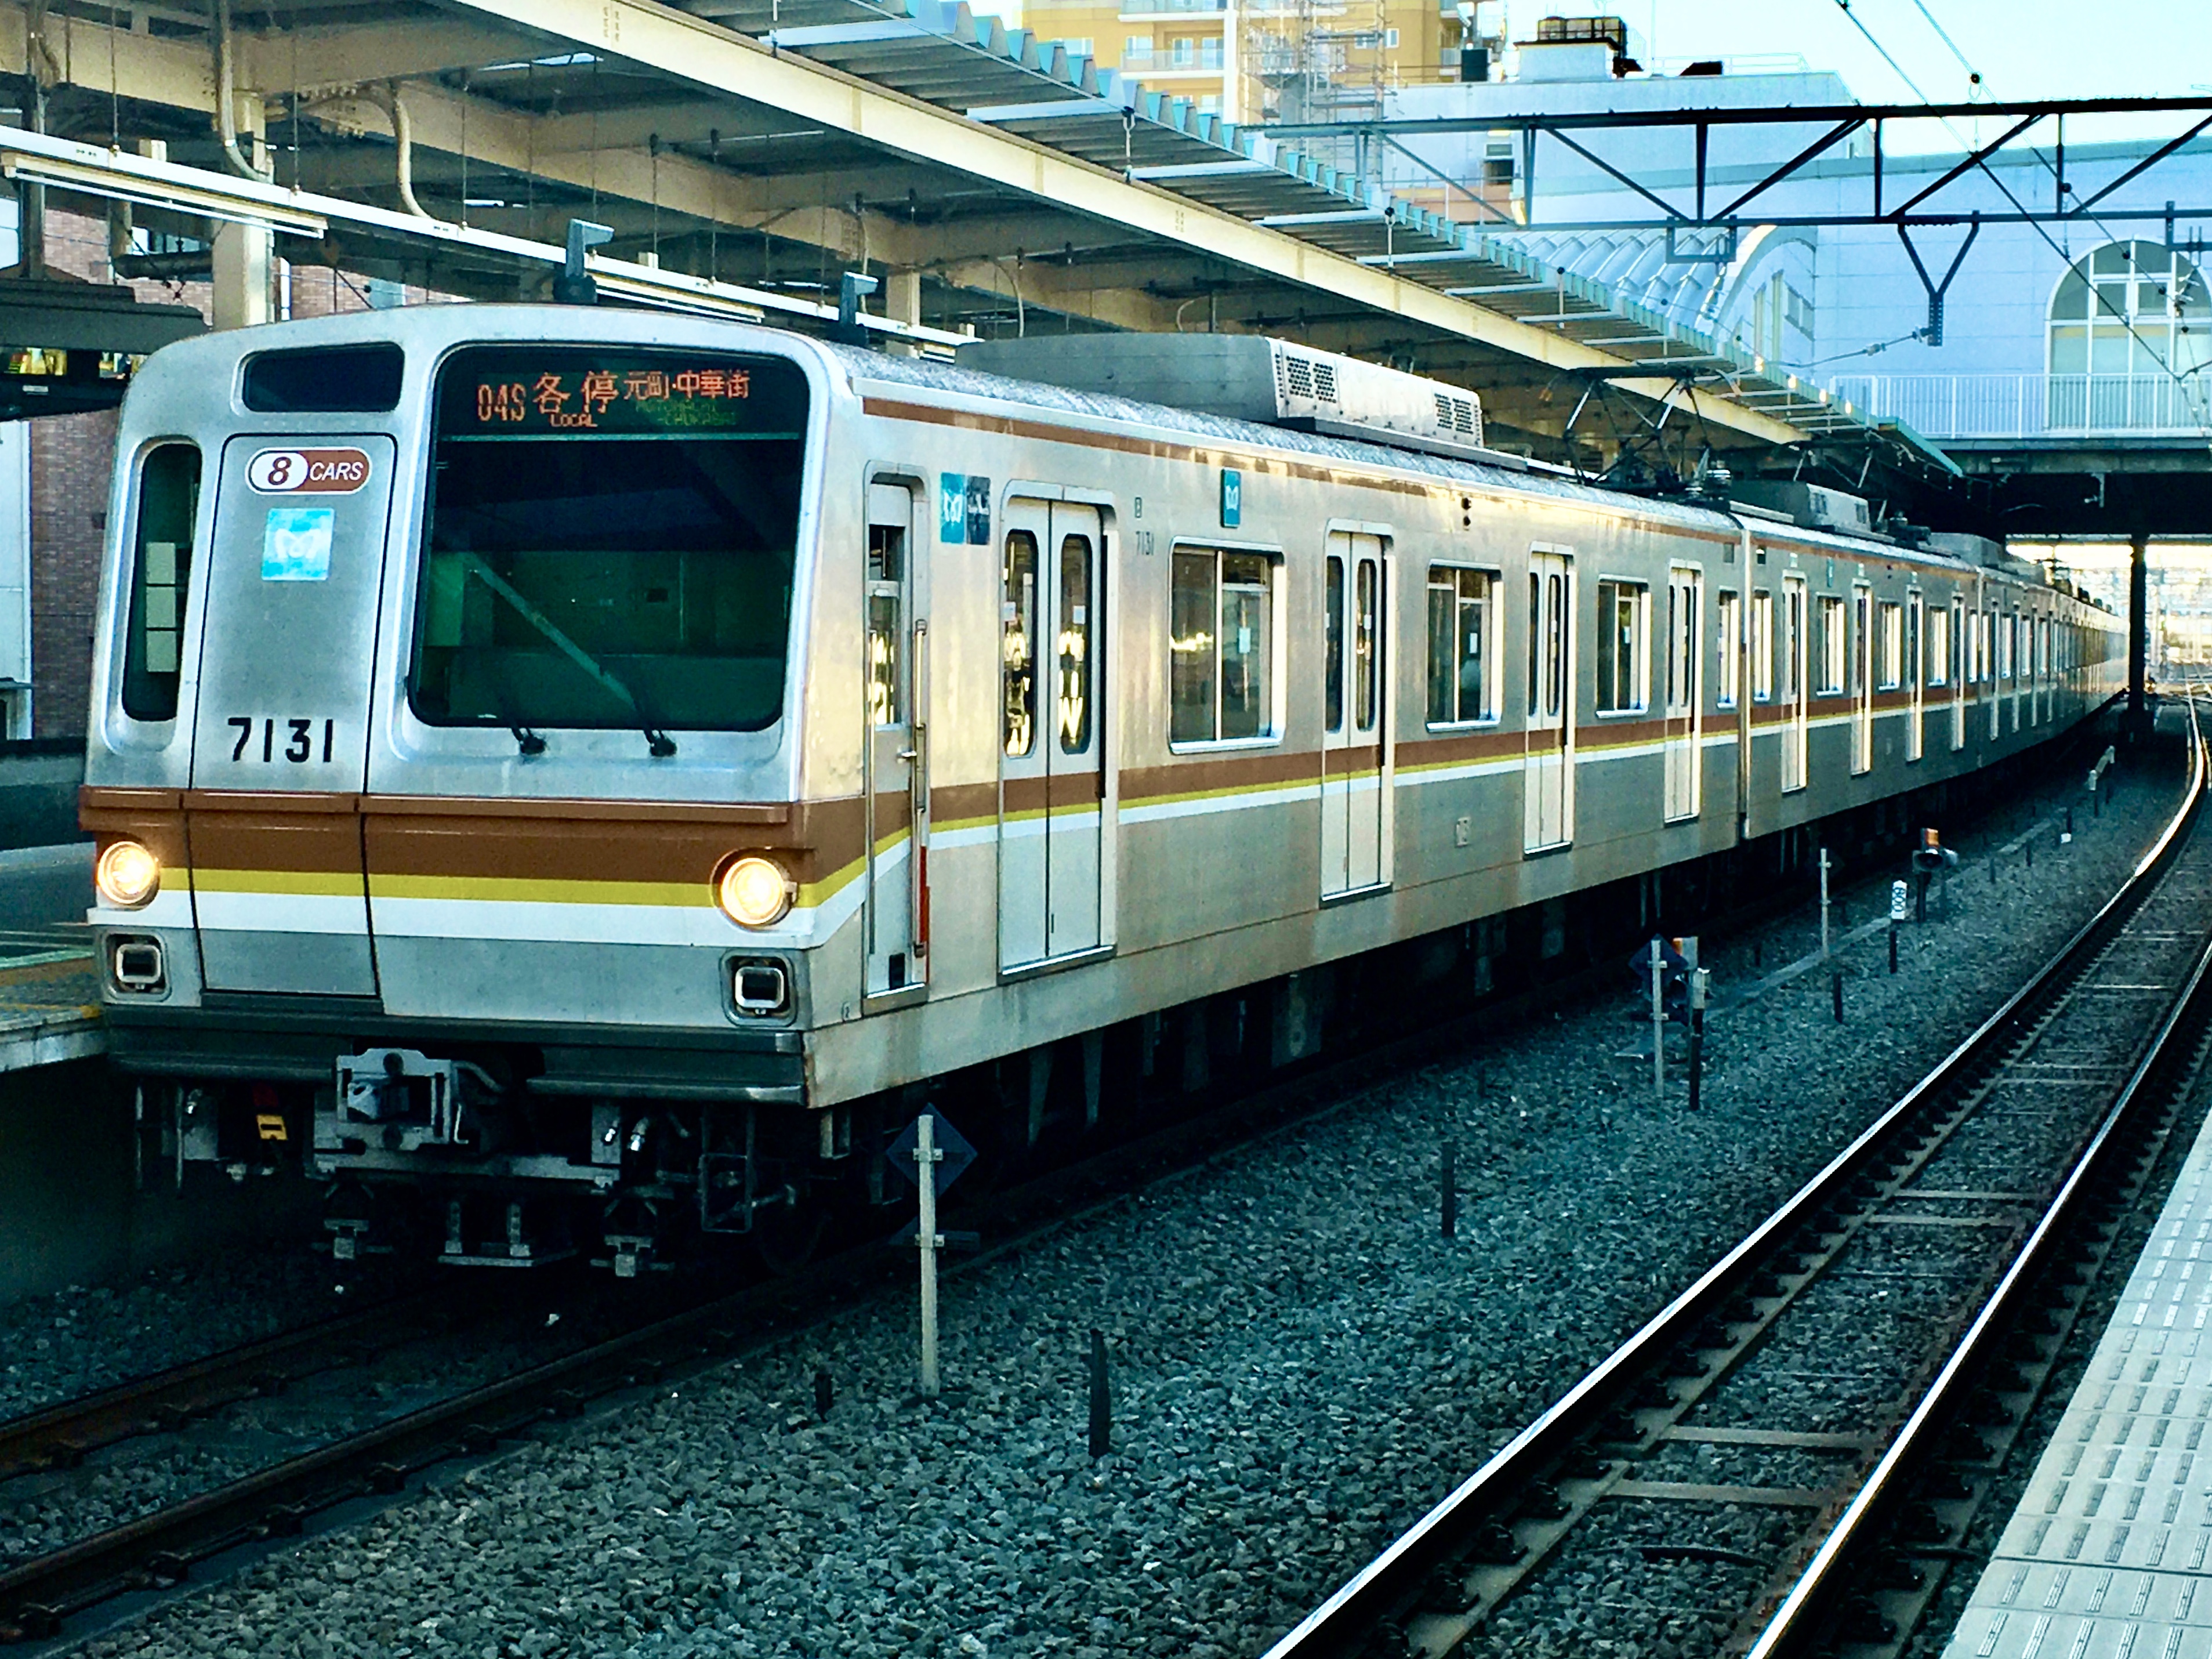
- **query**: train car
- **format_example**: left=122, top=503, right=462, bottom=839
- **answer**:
left=77, top=306, right=2124, bottom=1269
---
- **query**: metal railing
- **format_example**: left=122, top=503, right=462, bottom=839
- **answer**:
left=1826, top=372, right=2212, bottom=439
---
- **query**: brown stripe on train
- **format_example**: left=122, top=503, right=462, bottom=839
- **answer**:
left=82, top=787, right=868, bottom=891
left=364, top=797, right=867, bottom=890
left=1405, top=727, right=1524, bottom=767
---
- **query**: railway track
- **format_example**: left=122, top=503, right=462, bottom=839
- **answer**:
left=0, top=718, right=2161, bottom=1651
left=0, top=1284, right=463, bottom=1485
left=0, top=931, right=1744, bottom=1647
left=1263, top=703, right=2212, bottom=1659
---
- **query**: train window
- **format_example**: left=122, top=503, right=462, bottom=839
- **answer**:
left=1594, top=579, right=1648, bottom=715
left=1221, top=554, right=1275, bottom=740
left=1783, top=585, right=1804, bottom=702
left=867, top=524, right=904, bottom=729
left=1750, top=591, right=1774, bottom=702
left=1426, top=566, right=1497, bottom=726
left=1170, top=546, right=1277, bottom=746
left=1526, top=575, right=1538, bottom=716
left=1716, top=591, right=1740, bottom=709
left=241, top=343, right=403, bottom=412
left=412, top=347, right=807, bottom=733
left=1665, top=573, right=1696, bottom=712
left=1927, top=605, right=1950, bottom=686
left=1817, top=596, right=1847, bottom=694
left=120, top=441, right=201, bottom=722
left=1325, top=556, right=1345, bottom=733
left=1878, top=602, right=1903, bottom=690
left=1852, top=589, right=1872, bottom=696
left=1003, top=531, right=1039, bottom=757
left=1058, top=533, right=1093, bottom=753
left=1352, top=559, right=1379, bottom=732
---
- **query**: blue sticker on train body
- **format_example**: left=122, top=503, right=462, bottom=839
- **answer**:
left=262, top=506, right=334, bottom=581
left=939, top=473, right=968, bottom=544
left=964, top=475, right=991, bottom=546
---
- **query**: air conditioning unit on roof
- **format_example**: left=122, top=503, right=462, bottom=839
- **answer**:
left=962, top=334, right=1510, bottom=467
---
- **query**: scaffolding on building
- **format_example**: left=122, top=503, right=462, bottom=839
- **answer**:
left=1239, top=0, right=1391, bottom=174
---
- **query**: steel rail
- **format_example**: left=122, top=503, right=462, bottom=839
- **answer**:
left=0, top=916, right=1754, bottom=1643
left=0, top=1252, right=885, bottom=1643
left=1746, top=704, right=2212, bottom=1657
left=0, top=713, right=2156, bottom=1648
left=1260, top=708, right=2206, bottom=1659
left=0, top=1285, right=456, bottom=1483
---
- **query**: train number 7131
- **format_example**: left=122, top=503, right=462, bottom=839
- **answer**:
left=228, top=716, right=336, bottom=765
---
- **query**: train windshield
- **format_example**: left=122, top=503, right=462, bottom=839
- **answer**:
left=411, top=346, right=808, bottom=734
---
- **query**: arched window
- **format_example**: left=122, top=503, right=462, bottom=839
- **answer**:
left=2047, top=240, right=2209, bottom=428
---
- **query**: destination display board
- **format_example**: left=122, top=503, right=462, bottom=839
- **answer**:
left=437, top=346, right=808, bottom=436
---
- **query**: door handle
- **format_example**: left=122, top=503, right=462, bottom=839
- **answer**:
left=898, top=748, right=919, bottom=762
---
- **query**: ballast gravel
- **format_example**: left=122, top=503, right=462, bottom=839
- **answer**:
left=0, top=1255, right=414, bottom=1425
left=46, top=732, right=2192, bottom=1659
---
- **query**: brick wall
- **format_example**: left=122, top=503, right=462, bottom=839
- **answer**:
left=26, top=209, right=438, bottom=737
left=30, top=208, right=211, bottom=738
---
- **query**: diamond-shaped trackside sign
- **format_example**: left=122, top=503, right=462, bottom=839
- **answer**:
left=886, top=1113, right=977, bottom=1198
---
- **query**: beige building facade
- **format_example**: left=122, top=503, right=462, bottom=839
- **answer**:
left=1018, top=0, right=1467, bottom=126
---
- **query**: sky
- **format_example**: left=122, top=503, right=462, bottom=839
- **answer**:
left=969, top=0, right=2212, bottom=121
left=1626, top=0, right=2212, bottom=107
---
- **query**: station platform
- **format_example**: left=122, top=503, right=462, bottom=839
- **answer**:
left=0, top=842, right=102, bottom=1074
left=1942, top=1096, right=2212, bottom=1658
left=0, top=951, right=102, bottom=1073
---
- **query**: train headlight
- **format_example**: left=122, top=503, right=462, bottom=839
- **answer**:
left=95, top=839, right=161, bottom=908
left=715, top=854, right=794, bottom=929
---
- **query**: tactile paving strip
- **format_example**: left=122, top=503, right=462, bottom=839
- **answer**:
left=1944, top=1102, right=2212, bottom=1659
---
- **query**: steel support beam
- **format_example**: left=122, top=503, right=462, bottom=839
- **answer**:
left=0, top=0, right=1810, bottom=446
left=427, top=0, right=1805, bottom=446
left=1261, top=94, right=2212, bottom=139
left=2130, top=531, right=2150, bottom=730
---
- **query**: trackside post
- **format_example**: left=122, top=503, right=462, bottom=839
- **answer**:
left=916, top=1114, right=943, bottom=1399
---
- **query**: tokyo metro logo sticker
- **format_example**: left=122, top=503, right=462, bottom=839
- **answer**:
left=246, top=447, right=372, bottom=494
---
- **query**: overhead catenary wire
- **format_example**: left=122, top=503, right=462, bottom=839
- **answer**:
left=1826, top=0, right=2212, bottom=440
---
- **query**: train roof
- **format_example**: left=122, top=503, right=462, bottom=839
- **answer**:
left=121, top=305, right=2090, bottom=605
left=825, top=339, right=1744, bottom=534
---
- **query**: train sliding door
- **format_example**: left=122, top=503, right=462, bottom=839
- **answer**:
left=1782, top=574, right=1808, bottom=791
left=1321, top=531, right=1387, bottom=898
left=1522, top=548, right=1573, bottom=853
left=1663, top=566, right=1700, bottom=821
left=864, top=482, right=926, bottom=999
left=998, top=497, right=1104, bottom=972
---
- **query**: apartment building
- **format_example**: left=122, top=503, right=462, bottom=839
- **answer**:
left=1018, top=0, right=1467, bottom=125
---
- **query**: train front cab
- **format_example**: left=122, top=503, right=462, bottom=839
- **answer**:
left=82, top=314, right=853, bottom=1266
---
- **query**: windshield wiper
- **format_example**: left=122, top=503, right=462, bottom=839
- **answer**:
left=460, top=556, right=678, bottom=759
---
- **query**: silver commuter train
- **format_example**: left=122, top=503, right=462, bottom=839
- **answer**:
left=78, top=305, right=2124, bottom=1266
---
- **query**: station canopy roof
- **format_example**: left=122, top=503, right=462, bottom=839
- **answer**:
left=0, top=0, right=1899, bottom=463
